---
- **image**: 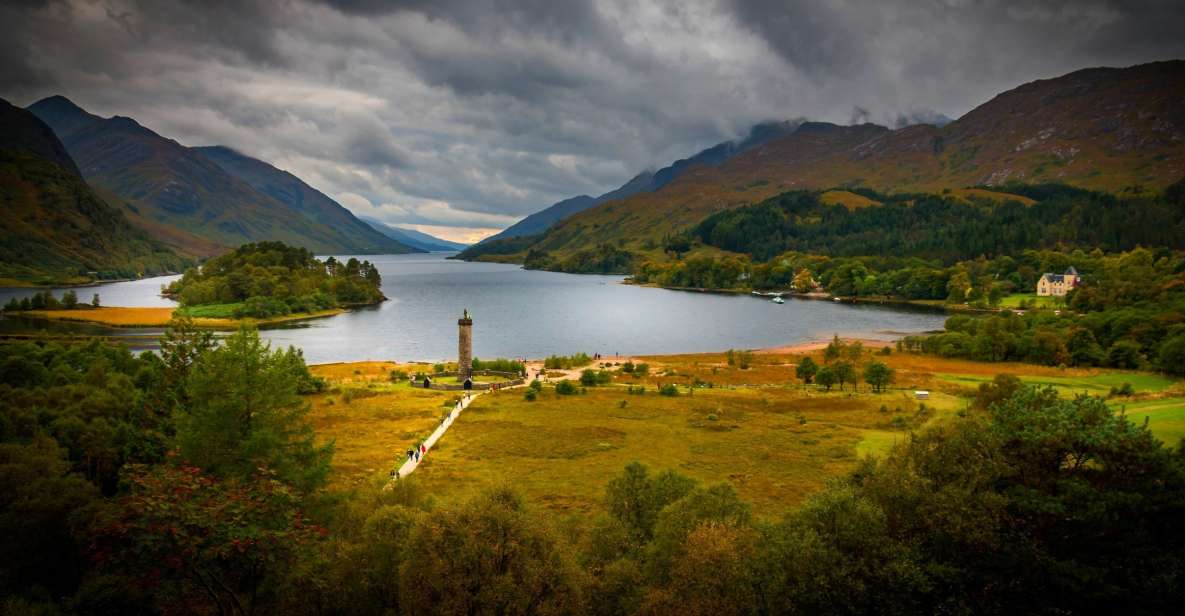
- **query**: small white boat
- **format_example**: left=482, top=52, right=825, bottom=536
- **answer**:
left=772, top=296, right=785, bottom=304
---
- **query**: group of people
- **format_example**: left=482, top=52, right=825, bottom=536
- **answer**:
left=391, top=394, right=476, bottom=481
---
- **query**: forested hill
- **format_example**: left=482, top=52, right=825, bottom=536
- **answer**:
left=26, top=96, right=413, bottom=256
left=165, top=241, right=384, bottom=319
left=473, top=60, right=1185, bottom=265
left=0, top=98, right=187, bottom=284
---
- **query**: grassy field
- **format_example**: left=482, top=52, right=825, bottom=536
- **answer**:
left=1118, top=397, right=1185, bottom=447
left=311, top=348, right=1183, bottom=517
left=14, top=306, right=344, bottom=329
left=307, top=361, right=460, bottom=490
left=998, top=293, right=1061, bottom=309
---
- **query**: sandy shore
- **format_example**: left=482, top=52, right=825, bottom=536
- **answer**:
left=755, top=338, right=894, bottom=355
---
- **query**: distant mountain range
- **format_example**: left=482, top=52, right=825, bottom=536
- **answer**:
left=0, top=98, right=187, bottom=284
left=463, top=60, right=1185, bottom=264
left=27, top=96, right=416, bottom=257
left=480, top=120, right=803, bottom=244
left=358, top=217, right=468, bottom=252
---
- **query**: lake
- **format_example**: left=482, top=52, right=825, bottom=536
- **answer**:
left=0, top=253, right=948, bottom=364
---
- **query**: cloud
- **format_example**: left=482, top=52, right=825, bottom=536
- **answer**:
left=1, top=0, right=1183, bottom=232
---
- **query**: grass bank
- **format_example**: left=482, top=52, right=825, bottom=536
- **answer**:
left=11, top=306, right=345, bottom=329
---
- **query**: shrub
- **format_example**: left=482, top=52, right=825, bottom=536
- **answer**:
left=529, top=380, right=543, bottom=392
left=524, top=389, right=537, bottom=402
left=555, top=380, right=578, bottom=395
left=544, top=353, right=593, bottom=370
left=659, top=384, right=680, bottom=397
left=580, top=369, right=614, bottom=386
left=389, top=370, right=408, bottom=382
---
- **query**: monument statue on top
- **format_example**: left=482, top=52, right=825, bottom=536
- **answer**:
left=458, top=309, right=473, bottom=381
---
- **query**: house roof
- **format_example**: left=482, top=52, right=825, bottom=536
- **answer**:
left=1065, top=266, right=1079, bottom=276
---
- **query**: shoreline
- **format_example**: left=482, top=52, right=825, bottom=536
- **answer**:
left=6, top=306, right=346, bottom=330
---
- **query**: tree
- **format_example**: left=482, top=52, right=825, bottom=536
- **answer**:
left=833, top=361, right=857, bottom=391
left=91, top=293, right=101, bottom=307
left=90, top=463, right=325, bottom=615
left=863, top=361, right=894, bottom=392
left=816, top=366, right=837, bottom=391
left=176, top=327, right=333, bottom=492
left=1159, top=334, right=1185, bottom=376
left=824, top=335, right=844, bottom=363
left=398, top=488, right=584, bottom=614
left=62, top=290, right=78, bottom=308
left=1106, top=339, right=1143, bottom=369
left=0, top=439, right=98, bottom=599
left=796, top=356, right=819, bottom=384
left=792, top=268, right=814, bottom=292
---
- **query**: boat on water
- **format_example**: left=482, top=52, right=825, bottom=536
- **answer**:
left=772, top=296, right=785, bottom=304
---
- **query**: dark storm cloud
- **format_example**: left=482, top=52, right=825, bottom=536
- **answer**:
left=1, top=0, right=1183, bottom=239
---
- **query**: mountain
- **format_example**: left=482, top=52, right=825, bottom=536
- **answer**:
left=194, top=146, right=418, bottom=254
left=27, top=96, right=414, bottom=255
left=358, top=217, right=468, bottom=251
left=476, top=120, right=803, bottom=246
left=476, top=60, right=1185, bottom=264
left=0, top=98, right=187, bottom=284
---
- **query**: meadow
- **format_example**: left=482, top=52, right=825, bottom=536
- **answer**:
left=307, top=361, right=460, bottom=489
left=310, top=348, right=1183, bottom=517
left=16, top=305, right=344, bottom=328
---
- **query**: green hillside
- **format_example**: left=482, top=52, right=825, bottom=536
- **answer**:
left=0, top=99, right=186, bottom=285
left=467, top=61, right=1185, bottom=266
left=27, top=96, right=412, bottom=255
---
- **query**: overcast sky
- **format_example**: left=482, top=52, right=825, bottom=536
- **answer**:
left=3, top=0, right=1183, bottom=242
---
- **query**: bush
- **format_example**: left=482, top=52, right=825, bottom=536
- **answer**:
left=524, top=389, right=537, bottom=402
left=659, top=384, right=680, bottom=397
left=544, top=353, right=593, bottom=370
left=634, top=363, right=650, bottom=376
left=580, top=369, right=613, bottom=386
left=555, top=380, right=578, bottom=395
left=472, top=357, right=526, bottom=374
left=389, top=370, right=408, bottom=382
left=529, top=380, right=543, bottom=392
left=621, top=361, right=635, bottom=373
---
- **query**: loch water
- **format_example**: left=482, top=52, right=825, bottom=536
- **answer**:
left=0, top=253, right=948, bottom=364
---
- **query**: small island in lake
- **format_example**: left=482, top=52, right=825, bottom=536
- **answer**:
left=163, top=241, right=384, bottom=321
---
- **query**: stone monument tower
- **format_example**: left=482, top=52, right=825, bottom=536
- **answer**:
left=458, top=309, right=473, bottom=380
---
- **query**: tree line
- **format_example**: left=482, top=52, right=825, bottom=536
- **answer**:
left=164, top=241, right=384, bottom=318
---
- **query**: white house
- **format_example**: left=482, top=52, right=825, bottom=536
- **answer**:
left=1036, top=266, right=1080, bottom=297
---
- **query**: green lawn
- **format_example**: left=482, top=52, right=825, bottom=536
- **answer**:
left=177, top=302, right=244, bottom=318
left=936, top=371, right=1177, bottom=396
left=998, top=293, right=1061, bottom=309
left=1115, top=397, right=1185, bottom=447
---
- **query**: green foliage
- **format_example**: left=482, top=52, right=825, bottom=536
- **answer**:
left=471, top=357, right=526, bottom=373
left=580, top=369, right=613, bottom=386
left=176, top=327, right=333, bottom=492
left=833, top=360, right=857, bottom=391
left=816, top=366, right=837, bottom=391
left=555, top=380, right=578, bottom=395
left=694, top=187, right=1185, bottom=263
left=544, top=352, right=593, bottom=369
left=90, top=463, right=326, bottom=615
left=526, top=243, right=636, bottom=274
left=165, top=241, right=381, bottom=316
left=659, top=384, right=680, bottom=397
left=795, top=356, right=818, bottom=383
left=863, top=361, right=894, bottom=392
left=398, top=488, right=584, bottom=614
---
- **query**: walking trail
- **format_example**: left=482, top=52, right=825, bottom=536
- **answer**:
left=387, top=356, right=640, bottom=485
left=389, top=377, right=531, bottom=484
